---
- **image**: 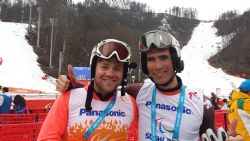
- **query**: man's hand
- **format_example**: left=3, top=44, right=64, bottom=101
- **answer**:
left=226, top=135, right=243, bottom=141
left=226, top=118, right=243, bottom=141
left=56, top=64, right=84, bottom=93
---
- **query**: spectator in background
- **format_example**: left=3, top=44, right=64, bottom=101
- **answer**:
left=41, top=74, right=48, bottom=80
left=228, top=79, right=250, bottom=140
left=13, top=95, right=27, bottom=114
left=217, top=98, right=224, bottom=109
left=0, top=86, right=3, bottom=108
left=211, top=92, right=220, bottom=110
left=0, top=85, right=2, bottom=93
left=0, top=87, right=12, bottom=113
left=221, top=98, right=228, bottom=110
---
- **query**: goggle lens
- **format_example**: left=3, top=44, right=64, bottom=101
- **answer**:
left=139, top=31, right=173, bottom=52
left=98, top=42, right=130, bottom=62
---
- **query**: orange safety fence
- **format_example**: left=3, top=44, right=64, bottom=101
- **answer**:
left=0, top=113, right=48, bottom=124
left=0, top=122, right=43, bottom=141
left=214, top=110, right=229, bottom=131
left=26, top=100, right=55, bottom=109
left=0, top=114, right=36, bottom=125
left=28, top=108, right=48, bottom=114
left=8, top=87, right=42, bottom=93
left=37, top=113, right=48, bottom=122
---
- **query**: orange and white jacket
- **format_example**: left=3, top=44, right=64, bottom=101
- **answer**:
left=38, top=86, right=138, bottom=141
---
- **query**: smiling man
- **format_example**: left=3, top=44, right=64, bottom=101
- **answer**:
left=38, top=39, right=138, bottom=141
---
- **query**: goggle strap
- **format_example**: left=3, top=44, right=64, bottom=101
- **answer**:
left=85, top=80, right=94, bottom=111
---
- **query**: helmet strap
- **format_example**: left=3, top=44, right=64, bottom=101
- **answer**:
left=85, top=79, right=94, bottom=111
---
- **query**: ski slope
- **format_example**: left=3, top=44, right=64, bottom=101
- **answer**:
left=0, top=22, right=56, bottom=93
left=0, top=21, right=245, bottom=97
left=179, top=22, right=244, bottom=97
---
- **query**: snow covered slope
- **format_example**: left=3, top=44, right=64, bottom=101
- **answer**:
left=179, top=22, right=244, bottom=97
left=0, top=21, right=245, bottom=97
left=0, top=22, right=56, bottom=93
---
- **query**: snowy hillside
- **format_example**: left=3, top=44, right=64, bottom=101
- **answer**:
left=179, top=22, right=244, bottom=97
left=0, top=21, right=245, bottom=97
left=0, top=22, right=56, bottom=93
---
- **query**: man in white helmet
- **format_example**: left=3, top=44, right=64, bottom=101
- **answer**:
left=38, top=39, right=138, bottom=141
left=56, top=30, right=243, bottom=141
left=133, top=30, right=212, bottom=141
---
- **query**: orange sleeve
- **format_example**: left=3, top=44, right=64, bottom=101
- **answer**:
left=128, top=95, right=138, bottom=141
left=37, top=91, right=70, bottom=141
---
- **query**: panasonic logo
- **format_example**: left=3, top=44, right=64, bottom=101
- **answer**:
left=79, top=109, right=126, bottom=117
left=145, top=101, right=192, bottom=114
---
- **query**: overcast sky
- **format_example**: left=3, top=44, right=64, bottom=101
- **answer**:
left=133, top=0, right=250, bottom=20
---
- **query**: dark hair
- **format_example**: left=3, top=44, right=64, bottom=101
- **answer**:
left=222, top=99, right=228, bottom=103
left=2, top=87, right=9, bottom=93
left=14, top=95, right=26, bottom=107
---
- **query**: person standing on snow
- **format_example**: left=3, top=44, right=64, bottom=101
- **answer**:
left=0, top=87, right=12, bottom=114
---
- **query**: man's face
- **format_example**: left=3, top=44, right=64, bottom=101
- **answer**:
left=94, top=57, right=123, bottom=95
left=146, top=48, right=175, bottom=85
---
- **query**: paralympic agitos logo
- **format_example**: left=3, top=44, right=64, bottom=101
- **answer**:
left=156, top=118, right=174, bottom=134
left=144, top=101, right=192, bottom=139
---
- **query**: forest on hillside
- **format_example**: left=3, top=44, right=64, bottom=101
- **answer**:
left=0, top=0, right=199, bottom=82
left=1, top=0, right=249, bottom=80
left=209, top=10, right=250, bottom=78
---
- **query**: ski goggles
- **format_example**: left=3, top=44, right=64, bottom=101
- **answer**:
left=139, top=30, right=177, bottom=52
left=95, top=39, right=131, bottom=62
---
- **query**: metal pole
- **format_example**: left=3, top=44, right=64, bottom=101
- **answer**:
left=58, top=40, right=66, bottom=76
left=132, top=76, right=135, bottom=84
left=28, top=1, right=32, bottom=30
left=138, top=51, right=142, bottom=82
left=36, top=7, right=41, bottom=47
left=49, top=18, right=55, bottom=68
left=58, top=51, right=63, bottom=77
left=21, top=0, right=25, bottom=23
left=21, top=10, right=24, bottom=23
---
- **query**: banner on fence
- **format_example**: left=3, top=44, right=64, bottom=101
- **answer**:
left=73, top=67, right=91, bottom=80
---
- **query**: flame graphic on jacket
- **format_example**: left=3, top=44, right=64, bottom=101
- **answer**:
left=64, top=119, right=129, bottom=141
